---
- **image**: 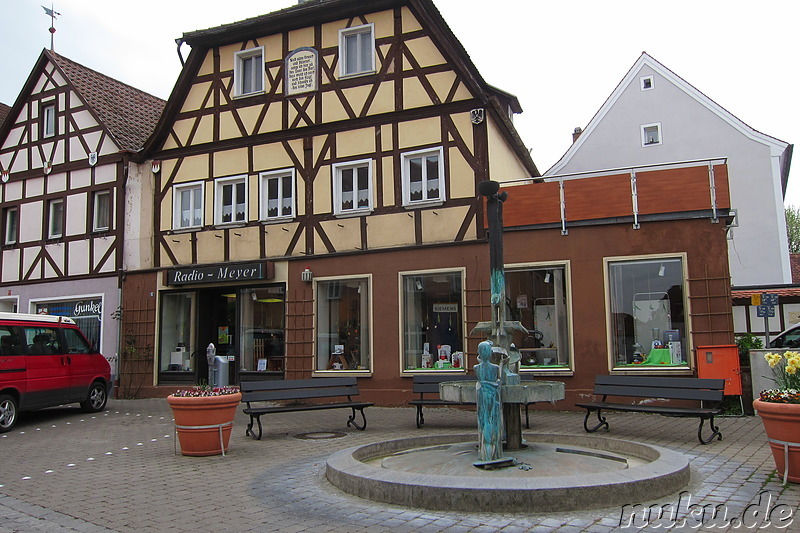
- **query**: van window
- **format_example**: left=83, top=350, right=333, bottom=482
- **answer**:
left=0, top=326, right=21, bottom=355
left=23, top=327, right=61, bottom=355
left=63, top=328, right=92, bottom=354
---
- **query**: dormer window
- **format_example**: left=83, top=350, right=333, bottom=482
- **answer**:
left=234, top=47, right=265, bottom=97
left=640, top=75, right=654, bottom=91
left=339, top=24, right=375, bottom=78
left=641, top=123, right=662, bottom=146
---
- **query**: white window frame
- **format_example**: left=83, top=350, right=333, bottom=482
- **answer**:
left=92, top=190, right=111, bottom=232
left=43, top=103, right=56, bottom=138
left=173, top=182, right=204, bottom=230
left=338, top=23, right=375, bottom=78
left=214, top=175, right=248, bottom=225
left=4, top=207, right=18, bottom=245
left=234, top=47, right=265, bottom=97
left=47, top=198, right=64, bottom=239
left=332, top=159, right=373, bottom=216
left=641, top=122, right=662, bottom=147
left=640, top=75, right=654, bottom=91
left=259, top=169, right=295, bottom=221
left=401, top=147, right=445, bottom=207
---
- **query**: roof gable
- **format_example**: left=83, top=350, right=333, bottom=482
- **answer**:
left=546, top=52, right=790, bottom=176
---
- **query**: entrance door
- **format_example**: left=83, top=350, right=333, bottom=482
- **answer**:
left=197, top=289, right=238, bottom=385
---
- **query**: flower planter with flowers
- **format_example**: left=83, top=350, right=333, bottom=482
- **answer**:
left=167, top=386, right=241, bottom=457
left=753, top=351, right=800, bottom=483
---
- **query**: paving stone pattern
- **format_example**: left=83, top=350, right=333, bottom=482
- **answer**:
left=0, top=399, right=797, bottom=532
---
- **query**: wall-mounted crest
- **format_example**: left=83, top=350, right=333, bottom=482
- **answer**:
left=151, top=160, right=161, bottom=174
left=1, top=170, right=9, bottom=183
left=470, top=108, right=485, bottom=125
left=88, top=152, right=98, bottom=166
left=43, top=161, right=52, bottom=175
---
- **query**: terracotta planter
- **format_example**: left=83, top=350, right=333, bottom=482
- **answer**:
left=167, top=392, right=241, bottom=456
left=753, top=399, right=800, bottom=483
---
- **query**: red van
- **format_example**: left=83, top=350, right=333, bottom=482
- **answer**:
left=0, top=312, right=111, bottom=432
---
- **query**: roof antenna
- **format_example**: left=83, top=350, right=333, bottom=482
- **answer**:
left=42, top=4, right=61, bottom=51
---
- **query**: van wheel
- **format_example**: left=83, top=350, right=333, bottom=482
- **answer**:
left=0, top=394, right=18, bottom=432
left=81, top=382, right=108, bottom=413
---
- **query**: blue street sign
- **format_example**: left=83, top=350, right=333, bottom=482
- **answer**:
left=762, top=293, right=779, bottom=306
left=757, top=305, right=775, bottom=318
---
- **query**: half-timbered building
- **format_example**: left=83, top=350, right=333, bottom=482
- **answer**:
left=0, top=50, right=165, bottom=383
left=133, top=0, right=538, bottom=400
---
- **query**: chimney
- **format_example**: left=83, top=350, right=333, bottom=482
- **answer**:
left=572, top=127, right=583, bottom=143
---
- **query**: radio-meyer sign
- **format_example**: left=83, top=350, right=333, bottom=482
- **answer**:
left=166, top=262, right=272, bottom=286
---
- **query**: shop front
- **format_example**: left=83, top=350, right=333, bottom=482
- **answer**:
left=158, top=261, right=284, bottom=386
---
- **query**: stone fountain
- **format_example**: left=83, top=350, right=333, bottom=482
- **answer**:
left=325, top=182, right=690, bottom=512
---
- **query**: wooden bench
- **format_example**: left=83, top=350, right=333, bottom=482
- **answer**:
left=240, top=377, right=373, bottom=440
left=575, top=375, right=726, bottom=444
left=409, top=374, right=536, bottom=429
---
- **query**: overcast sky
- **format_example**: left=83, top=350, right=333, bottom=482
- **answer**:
left=2, top=0, right=798, bottom=204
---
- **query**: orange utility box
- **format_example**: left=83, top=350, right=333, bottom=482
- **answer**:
left=696, top=344, right=742, bottom=395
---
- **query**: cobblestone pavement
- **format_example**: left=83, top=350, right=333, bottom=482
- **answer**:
left=0, top=399, right=797, bottom=532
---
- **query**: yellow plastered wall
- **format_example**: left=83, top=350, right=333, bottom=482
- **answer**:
left=197, top=54, right=215, bottom=77
left=322, top=90, right=350, bottom=123
left=214, top=147, right=248, bottom=177
left=368, top=212, right=416, bottom=248
left=449, top=147, right=476, bottom=199
left=288, top=27, right=315, bottom=50
left=162, top=232, right=193, bottom=265
left=336, top=128, right=376, bottom=159
left=486, top=117, right=530, bottom=183
left=257, top=103, right=283, bottom=135
left=398, top=117, right=440, bottom=149
left=196, top=230, right=225, bottom=264
left=424, top=205, right=474, bottom=242
left=253, top=143, right=295, bottom=173
left=380, top=156, right=395, bottom=206
left=314, top=166, right=333, bottom=214
left=401, top=6, right=422, bottom=32
left=265, top=222, right=299, bottom=257
left=229, top=225, right=261, bottom=262
left=183, top=82, right=211, bottom=113
left=404, top=37, right=446, bottom=69
left=173, top=155, right=208, bottom=184
left=320, top=218, right=361, bottom=251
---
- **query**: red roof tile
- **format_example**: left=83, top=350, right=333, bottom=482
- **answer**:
left=47, top=51, right=165, bottom=151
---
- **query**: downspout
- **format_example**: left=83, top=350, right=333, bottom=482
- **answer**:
left=175, top=38, right=185, bottom=67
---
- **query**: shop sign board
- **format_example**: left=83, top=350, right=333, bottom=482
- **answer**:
left=166, top=262, right=272, bottom=286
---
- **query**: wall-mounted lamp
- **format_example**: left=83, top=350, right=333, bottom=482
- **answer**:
left=301, top=266, right=313, bottom=283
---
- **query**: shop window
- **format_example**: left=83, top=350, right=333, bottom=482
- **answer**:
left=239, top=286, right=286, bottom=372
left=92, top=190, right=111, bottom=232
left=4, top=207, right=18, bottom=245
left=47, top=198, right=64, bottom=239
left=260, top=169, right=295, bottom=221
left=234, top=47, right=264, bottom=97
left=173, top=183, right=203, bottom=229
left=332, top=160, right=372, bottom=216
left=506, top=266, right=572, bottom=370
left=42, top=102, right=56, bottom=138
left=607, top=257, right=688, bottom=369
left=316, top=277, right=371, bottom=372
left=339, top=24, right=375, bottom=78
left=159, top=292, right=196, bottom=373
left=34, top=298, right=102, bottom=353
left=215, top=176, right=247, bottom=225
left=401, top=147, right=445, bottom=207
left=641, top=123, right=662, bottom=146
left=401, top=271, right=464, bottom=372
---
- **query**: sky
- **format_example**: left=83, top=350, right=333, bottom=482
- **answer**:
left=1, top=0, right=799, bottom=204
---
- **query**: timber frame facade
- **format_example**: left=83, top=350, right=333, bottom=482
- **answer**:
left=0, top=49, right=164, bottom=383
left=133, top=0, right=538, bottom=398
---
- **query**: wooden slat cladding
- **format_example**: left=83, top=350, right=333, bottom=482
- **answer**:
left=502, top=164, right=730, bottom=228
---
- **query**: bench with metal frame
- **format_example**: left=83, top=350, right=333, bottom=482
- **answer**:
left=575, top=375, right=725, bottom=444
left=240, top=377, right=373, bottom=440
left=409, top=373, right=537, bottom=429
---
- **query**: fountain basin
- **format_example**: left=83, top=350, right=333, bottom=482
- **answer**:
left=326, top=433, right=689, bottom=512
left=439, top=379, right=565, bottom=404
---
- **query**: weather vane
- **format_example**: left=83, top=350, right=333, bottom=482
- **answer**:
left=42, top=4, right=61, bottom=51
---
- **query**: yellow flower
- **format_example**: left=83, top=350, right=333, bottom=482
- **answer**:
left=765, top=353, right=783, bottom=368
left=786, top=365, right=797, bottom=375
